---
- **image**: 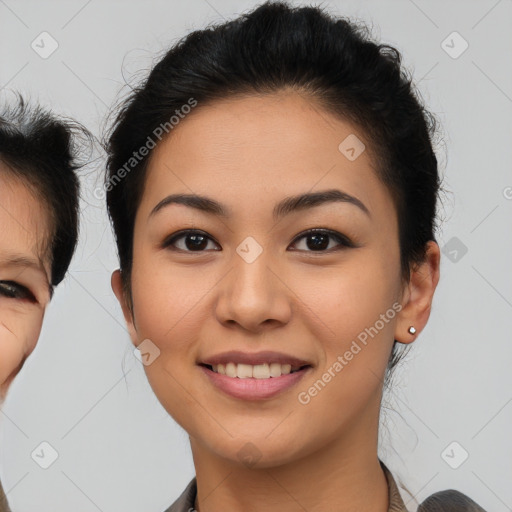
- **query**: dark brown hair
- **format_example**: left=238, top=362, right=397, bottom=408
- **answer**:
left=105, top=0, right=443, bottom=373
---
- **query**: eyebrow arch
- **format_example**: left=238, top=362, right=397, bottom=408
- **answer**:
left=149, top=188, right=370, bottom=220
left=0, top=255, right=48, bottom=279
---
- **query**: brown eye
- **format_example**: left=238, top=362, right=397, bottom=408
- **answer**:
left=0, top=281, right=37, bottom=302
left=163, top=230, right=221, bottom=252
left=289, top=229, right=354, bottom=252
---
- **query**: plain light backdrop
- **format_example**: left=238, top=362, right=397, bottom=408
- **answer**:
left=0, top=0, right=511, bottom=510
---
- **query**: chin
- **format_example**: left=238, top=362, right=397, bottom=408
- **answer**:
left=197, top=430, right=310, bottom=469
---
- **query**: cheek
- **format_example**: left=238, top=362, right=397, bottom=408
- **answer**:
left=293, top=252, right=401, bottom=399
left=296, top=250, right=400, bottom=335
left=290, top=276, right=400, bottom=445
left=0, top=311, right=43, bottom=388
left=0, top=323, right=24, bottom=385
left=130, top=248, right=218, bottom=345
left=129, top=251, right=239, bottom=423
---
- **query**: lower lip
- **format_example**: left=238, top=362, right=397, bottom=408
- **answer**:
left=199, top=365, right=310, bottom=400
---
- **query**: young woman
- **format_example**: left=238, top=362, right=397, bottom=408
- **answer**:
left=0, top=96, right=83, bottom=511
left=105, top=2, right=487, bottom=510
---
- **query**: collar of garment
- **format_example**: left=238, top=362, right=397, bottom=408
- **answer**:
left=163, top=460, right=408, bottom=512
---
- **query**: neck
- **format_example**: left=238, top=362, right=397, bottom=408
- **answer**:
left=189, top=404, right=389, bottom=512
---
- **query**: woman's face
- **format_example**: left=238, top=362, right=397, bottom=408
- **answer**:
left=113, top=91, right=439, bottom=467
left=0, top=171, right=51, bottom=402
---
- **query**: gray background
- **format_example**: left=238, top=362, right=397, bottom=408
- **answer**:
left=0, top=0, right=511, bottom=510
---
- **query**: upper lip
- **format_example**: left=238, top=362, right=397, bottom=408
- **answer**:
left=200, top=351, right=312, bottom=368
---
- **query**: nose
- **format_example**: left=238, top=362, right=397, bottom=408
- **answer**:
left=214, top=248, right=292, bottom=333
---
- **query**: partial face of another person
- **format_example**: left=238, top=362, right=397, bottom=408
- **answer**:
left=113, top=91, right=439, bottom=468
left=0, top=168, right=51, bottom=403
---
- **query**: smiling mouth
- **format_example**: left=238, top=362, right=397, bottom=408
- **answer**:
left=200, top=362, right=311, bottom=379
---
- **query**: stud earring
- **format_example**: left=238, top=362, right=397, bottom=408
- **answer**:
left=408, top=326, right=416, bottom=335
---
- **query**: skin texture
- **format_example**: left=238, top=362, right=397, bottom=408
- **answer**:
left=0, top=170, right=51, bottom=403
left=112, top=91, right=440, bottom=511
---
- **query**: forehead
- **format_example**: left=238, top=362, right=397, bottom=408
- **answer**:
left=0, top=167, right=51, bottom=272
left=141, top=91, right=394, bottom=221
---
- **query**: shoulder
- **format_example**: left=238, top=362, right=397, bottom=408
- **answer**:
left=417, top=489, right=488, bottom=511
left=380, top=461, right=487, bottom=512
left=162, top=477, right=197, bottom=512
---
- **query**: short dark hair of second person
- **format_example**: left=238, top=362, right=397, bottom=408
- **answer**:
left=0, top=95, right=89, bottom=290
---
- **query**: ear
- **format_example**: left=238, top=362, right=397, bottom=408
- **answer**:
left=394, top=241, right=441, bottom=344
left=111, top=269, right=138, bottom=346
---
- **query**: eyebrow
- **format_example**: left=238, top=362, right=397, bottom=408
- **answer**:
left=0, top=255, right=50, bottom=283
left=150, top=189, right=370, bottom=220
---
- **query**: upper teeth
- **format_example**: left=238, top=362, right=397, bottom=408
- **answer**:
left=212, top=363, right=299, bottom=379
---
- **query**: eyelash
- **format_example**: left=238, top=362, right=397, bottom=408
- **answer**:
left=162, top=228, right=355, bottom=254
left=0, top=281, right=37, bottom=302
